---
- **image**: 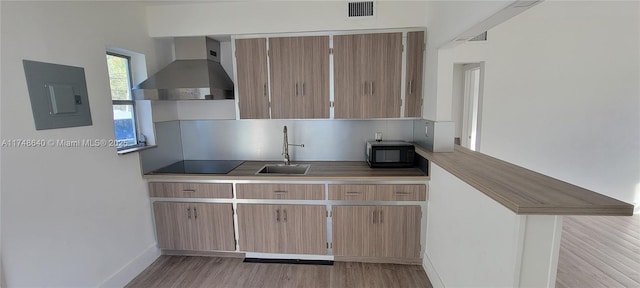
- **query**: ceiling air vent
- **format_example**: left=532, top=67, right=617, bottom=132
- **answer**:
left=348, top=1, right=375, bottom=18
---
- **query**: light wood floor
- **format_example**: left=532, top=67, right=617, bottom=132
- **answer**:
left=126, top=256, right=432, bottom=288
left=556, top=214, right=640, bottom=288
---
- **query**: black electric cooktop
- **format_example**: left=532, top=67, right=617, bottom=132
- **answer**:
left=151, top=160, right=244, bottom=174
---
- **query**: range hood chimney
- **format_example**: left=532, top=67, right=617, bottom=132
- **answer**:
left=133, top=37, right=234, bottom=100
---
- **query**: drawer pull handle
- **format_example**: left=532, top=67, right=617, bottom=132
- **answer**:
left=372, top=211, right=377, bottom=224
left=182, top=189, right=196, bottom=193
left=276, top=209, right=281, bottom=222
left=283, top=209, right=288, bottom=222
left=194, top=207, right=198, bottom=219
left=187, top=207, right=191, bottom=219
left=394, top=192, right=410, bottom=196
left=345, top=192, right=361, bottom=196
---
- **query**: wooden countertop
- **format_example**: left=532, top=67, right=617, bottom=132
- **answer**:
left=144, top=161, right=429, bottom=182
left=416, top=145, right=634, bottom=216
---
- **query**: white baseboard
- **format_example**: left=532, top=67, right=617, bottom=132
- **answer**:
left=99, top=244, right=160, bottom=288
left=422, top=252, right=445, bottom=288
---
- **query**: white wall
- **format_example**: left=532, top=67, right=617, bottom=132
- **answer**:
left=456, top=1, right=640, bottom=206
left=424, top=1, right=514, bottom=49
left=422, top=0, right=516, bottom=120
left=425, top=164, right=521, bottom=287
left=146, top=1, right=428, bottom=37
left=451, top=64, right=465, bottom=139
left=1, top=2, right=165, bottom=286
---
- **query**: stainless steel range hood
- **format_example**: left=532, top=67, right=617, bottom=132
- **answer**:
left=133, top=37, right=234, bottom=100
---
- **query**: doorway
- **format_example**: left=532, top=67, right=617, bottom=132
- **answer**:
left=452, top=62, right=484, bottom=151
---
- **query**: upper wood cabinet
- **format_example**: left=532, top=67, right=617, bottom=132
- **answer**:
left=269, top=36, right=330, bottom=119
left=235, top=38, right=270, bottom=119
left=234, top=30, right=424, bottom=119
left=405, top=31, right=425, bottom=117
left=333, top=33, right=403, bottom=119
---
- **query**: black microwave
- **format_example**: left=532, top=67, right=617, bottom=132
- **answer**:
left=366, top=140, right=415, bottom=168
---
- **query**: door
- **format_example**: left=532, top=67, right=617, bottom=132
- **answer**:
left=236, top=38, right=270, bottom=119
left=191, top=203, right=236, bottom=251
left=405, top=31, right=424, bottom=117
left=377, top=205, right=421, bottom=258
left=332, top=206, right=377, bottom=257
left=281, top=205, right=327, bottom=254
left=461, top=63, right=484, bottom=151
left=153, top=202, right=193, bottom=250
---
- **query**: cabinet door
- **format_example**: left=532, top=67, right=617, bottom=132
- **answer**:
left=334, top=34, right=367, bottom=118
left=334, top=33, right=402, bottom=118
left=237, top=204, right=281, bottom=253
left=332, top=206, right=377, bottom=257
left=377, top=206, right=421, bottom=258
left=236, top=38, right=270, bottom=119
left=367, top=33, right=402, bottom=118
left=270, top=36, right=329, bottom=119
left=191, top=203, right=236, bottom=251
left=269, top=37, right=300, bottom=119
left=281, top=205, right=327, bottom=255
left=153, top=202, right=193, bottom=250
left=300, top=36, right=330, bottom=118
left=405, top=31, right=424, bottom=117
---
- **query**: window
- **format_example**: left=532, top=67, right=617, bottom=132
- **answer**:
left=106, top=53, right=138, bottom=149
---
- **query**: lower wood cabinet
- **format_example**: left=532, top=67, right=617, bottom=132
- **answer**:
left=332, top=205, right=421, bottom=259
left=237, top=204, right=327, bottom=255
left=153, top=202, right=235, bottom=251
left=149, top=181, right=427, bottom=262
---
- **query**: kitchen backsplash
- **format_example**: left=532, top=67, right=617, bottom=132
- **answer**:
left=141, top=119, right=416, bottom=173
left=140, top=120, right=183, bottom=173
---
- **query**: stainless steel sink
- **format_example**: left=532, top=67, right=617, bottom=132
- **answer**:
left=256, top=164, right=310, bottom=175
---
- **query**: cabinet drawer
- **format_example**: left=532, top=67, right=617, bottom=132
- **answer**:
left=236, top=184, right=324, bottom=200
left=328, top=185, right=375, bottom=201
left=329, top=184, right=427, bottom=201
left=149, top=182, right=232, bottom=198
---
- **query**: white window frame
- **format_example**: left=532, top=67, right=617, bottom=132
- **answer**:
left=107, top=52, right=139, bottom=150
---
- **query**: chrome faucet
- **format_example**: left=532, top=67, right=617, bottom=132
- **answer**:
left=282, top=125, right=304, bottom=165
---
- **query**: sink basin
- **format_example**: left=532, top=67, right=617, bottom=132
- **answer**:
left=256, top=164, right=310, bottom=175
